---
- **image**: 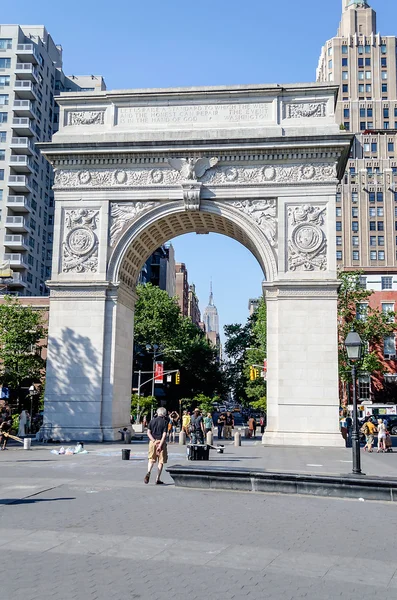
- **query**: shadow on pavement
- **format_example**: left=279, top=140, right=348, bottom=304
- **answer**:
left=0, top=497, right=75, bottom=505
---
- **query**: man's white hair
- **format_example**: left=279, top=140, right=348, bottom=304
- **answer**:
left=157, top=407, right=167, bottom=417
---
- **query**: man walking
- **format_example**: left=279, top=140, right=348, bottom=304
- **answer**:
left=144, top=407, right=168, bottom=485
left=190, top=408, right=205, bottom=444
left=224, top=411, right=234, bottom=440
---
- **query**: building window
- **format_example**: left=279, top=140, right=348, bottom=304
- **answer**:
left=381, top=44, right=387, bottom=54
left=328, top=47, right=333, bottom=56
left=336, top=221, right=342, bottom=231
left=384, top=108, right=390, bottom=119
left=369, top=207, right=375, bottom=217
left=365, top=57, right=371, bottom=66
left=352, top=207, right=358, bottom=217
left=0, top=39, right=12, bottom=50
left=342, top=58, right=348, bottom=67
left=0, top=58, right=11, bottom=69
left=336, top=192, right=341, bottom=202
left=358, top=84, right=364, bottom=93
left=377, top=191, right=383, bottom=202
left=366, top=84, right=372, bottom=94
left=352, top=222, right=359, bottom=232
left=0, top=95, right=9, bottom=106
left=0, top=150, right=5, bottom=160
left=356, top=303, right=368, bottom=321
left=0, top=113, right=7, bottom=124
left=0, top=76, right=10, bottom=87
left=384, top=335, right=396, bottom=358
left=377, top=207, right=384, bottom=217
left=384, top=122, right=389, bottom=129
left=360, top=108, right=365, bottom=118
left=371, top=142, right=377, bottom=152
left=358, top=376, right=371, bottom=400
left=344, top=122, right=350, bottom=131
left=378, top=251, right=385, bottom=260
left=343, top=108, right=350, bottom=119
left=336, top=251, right=342, bottom=260
left=328, top=59, right=333, bottom=69
left=389, top=142, right=395, bottom=152
left=352, top=251, right=359, bottom=261
left=360, top=122, right=366, bottom=131
left=381, top=57, right=387, bottom=67
left=342, top=45, right=348, bottom=54
left=382, top=72, right=388, bottom=80
left=336, top=236, right=342, bottom=246
left=365, top=71, right=371, bottom=80
left=378, top=221, right=384, bottom=231
left=352, top=236, right=359, bottom=246
left=364, top=142, right=370, bottom=152
left=336, top=207, right=342, bottom=217
left=382, top=303, right=395, bottom=322
left=0, top=169, right=3, bottom=181
left=342, top=71, right=348, bottom=80
left=370, top=250, right=377, bottom=259
left=352, top=191, right=358, bottom=203
left=369, top=236, right=376, bottom=246
left=342, top=84, right=348, bottom=93
left=358, top=45, right=364, bottom=55
left=0, top=131, right=5, bottom=143
left=358, top=58, right=364, bottom=68
left=378, top=236, right=385, bottom=246
left=381, top=276, right=393, bottom=290
left=369, top=222, right=376, bottom=231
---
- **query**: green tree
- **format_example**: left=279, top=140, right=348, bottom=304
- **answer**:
left=133, top=284, right=225, bottom=403
left=193, top=393, right=213, bottom=414
left=338, top=271, right=396, bottom=383
left=131, top=394, right=155, bottom=422
left=0, top=296, right=46, bottom=402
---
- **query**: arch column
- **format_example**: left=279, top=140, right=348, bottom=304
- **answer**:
left=264, top=281, right=342, bottom=446
left=44, top=282, right=136, bottom=441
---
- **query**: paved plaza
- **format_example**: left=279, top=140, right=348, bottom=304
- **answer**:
left=1, top=440, right=397, bottom=600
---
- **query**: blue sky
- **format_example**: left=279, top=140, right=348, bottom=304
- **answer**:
left=3, top=0, right=397, bottom=338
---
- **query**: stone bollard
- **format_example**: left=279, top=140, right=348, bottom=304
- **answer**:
left=23, top=437, right=31, bottom=450
left=262, top=432, right=266, bottom=445
left=179, top=430, right=186, bottom=445
left=206, top=430, right=213, bottom=446
left=234, top=431, right=241, bottom=447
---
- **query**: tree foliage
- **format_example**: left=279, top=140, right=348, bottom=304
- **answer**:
left=0, top=296, right=46, bottom=393
left=338, top=271, right=397, bottom=382
left=131, top=394, right=155, bottom=421
left=193, top=393, right=213, bottom=414
left=223, top=298, right=267, bottom=407
left=134, top=284, right=225, bottom=403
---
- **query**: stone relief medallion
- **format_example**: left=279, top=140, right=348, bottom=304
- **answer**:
left=150, top=169, right=163, bottom=184
left=62, top=208, right=99, bottom=273
left=262, top=166, right=276, bottom=181
left=300, top=165, right=315, bottom=180
left=288, top=205, right=327, bottom=272
left=225, top=167, right=238, bottom=182
left=66, top=226, right=96, bottom=257
left=78, top=170, right=91, bottom=185
left=114, top=170, right=127, bottom=184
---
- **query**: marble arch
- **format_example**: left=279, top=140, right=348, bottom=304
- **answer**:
left=40, top=82, right=352, bottom=445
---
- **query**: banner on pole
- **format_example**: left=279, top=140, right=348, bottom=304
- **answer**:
left=154, top=361, right=164, bottom=384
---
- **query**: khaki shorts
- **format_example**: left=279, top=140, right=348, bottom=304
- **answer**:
left=148, top=441, right=168, bottom=464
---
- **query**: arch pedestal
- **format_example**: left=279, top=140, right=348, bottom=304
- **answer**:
left=39, top=82, right=352, bottom=445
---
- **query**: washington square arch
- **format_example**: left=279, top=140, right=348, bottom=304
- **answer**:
left=39, top=82, right=352, bottom=446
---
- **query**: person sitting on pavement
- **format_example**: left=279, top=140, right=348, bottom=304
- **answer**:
left=144, top=407, right=168, bottom=485
left=190, top=408, right=205, bottom=444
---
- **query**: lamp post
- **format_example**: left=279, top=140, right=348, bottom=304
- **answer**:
left=344, top=329, right=363, bottom=475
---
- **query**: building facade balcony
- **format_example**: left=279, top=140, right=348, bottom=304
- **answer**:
left=9, top=155, right=34, bottom=174
left=4, top=235, right=29, bottom=252
left=11, top=118, right=35, bottom=136
left=13, top=80, right=38, bottom=101
left=7, top=272, right=28, bottom=288
left=7, top=175, right=32, bottom=193
left=13, top=99, right=37, bottom=119
left=3, top=253, right=29, bottom=269
left=16, top=43, right=39, bottom=64
left=6, top=196, right=32, bottom=213
left=9, top=137, right=34, bottom=155
left=5, top=216, right=30, bottom=233
left=14, top=63, right=39, bottom=82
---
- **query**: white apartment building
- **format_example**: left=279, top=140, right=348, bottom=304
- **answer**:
left=317, top=0, right=397, bottom=273
left=0, top=25, right=105, bottom=295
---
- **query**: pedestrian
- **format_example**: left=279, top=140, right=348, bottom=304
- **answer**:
left=217, top=413, right=225, bottom=439
left=362, top=418, right=377, bottom=452
left=169, top=410, right=179, bottom=443
left=248, top=416, right=257, bottom=439
left=260, top=415, right=266, bottom=435
left=18, top=410, right=27, bottom=437
left=224, top=411, right=234, bottom=440
left=377, top=419, right=387, bottom=453
left=182, top=410, right=191, bottom=439
left=144, top=406, right=168, bottom=485
left=190, top=408, right=205, bottom=444
left=0, top=418, right=12, bottom=450
left=345, top=414, right=353, bottom=448
left=204, top=412, right=213, bottom=437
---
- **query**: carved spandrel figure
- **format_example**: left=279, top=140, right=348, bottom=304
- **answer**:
left=167, top=157, right=219, bottom=181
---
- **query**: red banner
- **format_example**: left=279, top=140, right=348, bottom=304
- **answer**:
left=154, top=361, right=164, bottom=383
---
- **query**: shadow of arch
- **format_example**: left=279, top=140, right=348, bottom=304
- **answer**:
left=107, top=200, right=277, bottom=287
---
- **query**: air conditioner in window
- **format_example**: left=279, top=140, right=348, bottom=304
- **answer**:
left=384, top=354, right=396, bottom=360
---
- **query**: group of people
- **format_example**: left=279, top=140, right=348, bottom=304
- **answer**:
left=361, top=417, right=393, bottom=453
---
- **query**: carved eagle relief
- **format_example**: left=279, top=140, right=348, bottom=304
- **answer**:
left=167, top=157, right=219, bottom=180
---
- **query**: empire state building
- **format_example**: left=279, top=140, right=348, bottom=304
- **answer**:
left=203, top=283, right=219, bottom=335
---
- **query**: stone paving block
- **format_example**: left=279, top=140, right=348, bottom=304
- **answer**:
left=55, top=533, right=129, bottom=555
left=264, top=550, right=341, bottom=578
left=210, top=544, right=282, bottom=571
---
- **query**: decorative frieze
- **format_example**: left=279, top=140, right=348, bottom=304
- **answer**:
left=226, top=199, right=277, bottom=247
left=67, top=111, right=105, bottom=126
left=285, top=102, right=327, bottom=119
left=287, top=205, right=327, bottom=272
left=62, top=209, right=99, bottom=273
left=53, top=162, right=337, bottom=190
left=110, top=202, right=159, bottom=246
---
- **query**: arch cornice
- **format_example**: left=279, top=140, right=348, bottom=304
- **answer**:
left=107, top=200, right=277, bottom=285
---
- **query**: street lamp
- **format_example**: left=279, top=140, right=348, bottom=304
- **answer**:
left=344, top=329, right=364, bottom=475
